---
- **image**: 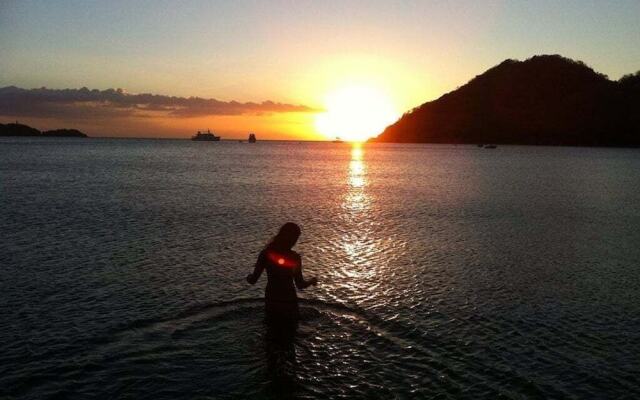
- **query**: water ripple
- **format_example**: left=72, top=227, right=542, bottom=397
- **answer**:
left=2, top=139, right=640, bottom=398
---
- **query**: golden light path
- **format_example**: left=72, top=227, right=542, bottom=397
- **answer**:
left=315, top=85, right=399, bottom=142
left=343, top=144, right=369, bottom=215
left=341, top=143, right=377, bottom=280
left=348, top=145, right=366, bottom=191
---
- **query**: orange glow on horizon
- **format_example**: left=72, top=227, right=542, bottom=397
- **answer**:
left=148, top=112, right=325, bottom=141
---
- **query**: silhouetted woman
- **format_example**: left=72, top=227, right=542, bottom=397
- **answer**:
left=246, top=222, right=317, bottom=321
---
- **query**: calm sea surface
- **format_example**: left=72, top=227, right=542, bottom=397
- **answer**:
left=1, top=138, right=640, bottom=399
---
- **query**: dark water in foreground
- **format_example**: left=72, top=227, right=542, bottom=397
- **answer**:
left=1, top=138, right=640, bottom=399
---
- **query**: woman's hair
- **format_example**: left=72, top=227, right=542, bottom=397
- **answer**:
left=267, top=222, right=301, bottom=250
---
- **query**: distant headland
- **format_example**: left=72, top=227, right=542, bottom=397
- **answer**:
left=0, top=122, right=88, bottom=138
left=373, top=55, right=640, bottom=147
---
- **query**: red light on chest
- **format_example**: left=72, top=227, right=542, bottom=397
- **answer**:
left=266, top=250, right=297, bottom=268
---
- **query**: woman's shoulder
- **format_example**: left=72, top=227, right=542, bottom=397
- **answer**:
left=264, top=245, right=299, bottom=257
left=288, top=249, right=301, bottom=258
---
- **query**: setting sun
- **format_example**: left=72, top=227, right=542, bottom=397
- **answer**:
left=315, top=86, right=399, bottom=142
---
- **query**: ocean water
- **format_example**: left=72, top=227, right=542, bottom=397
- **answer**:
left=1, top=137, right=640, bottom=399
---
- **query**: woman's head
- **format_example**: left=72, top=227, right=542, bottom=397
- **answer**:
left=270, top=222, right=301, bottom=250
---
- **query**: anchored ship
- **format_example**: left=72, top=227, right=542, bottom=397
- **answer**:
left=192, top=129, right=220, bottom=141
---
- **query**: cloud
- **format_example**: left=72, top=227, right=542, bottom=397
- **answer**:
left=0, top=86, right=317, bottom=119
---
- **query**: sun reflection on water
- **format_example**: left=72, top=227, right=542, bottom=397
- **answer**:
left=341, top=143, right=378, bottom=279
left=344, top=144, right=369, bottom=211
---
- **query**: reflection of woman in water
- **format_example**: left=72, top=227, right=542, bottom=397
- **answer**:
left=246, top=222, right=317, bottom=321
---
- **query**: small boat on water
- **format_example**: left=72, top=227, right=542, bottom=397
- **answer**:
left=484, top=144, right=497, bottom=149
left=192, top=129, right=220, bottom=141
left=248, top=133, right=257, bottom=143
left=332, top=137, right=344, bottom=143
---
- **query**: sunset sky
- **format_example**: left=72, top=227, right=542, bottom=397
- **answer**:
left=1, top=0, right=639, bottom=140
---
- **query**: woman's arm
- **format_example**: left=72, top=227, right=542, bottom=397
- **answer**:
left=246, top=251, right=266, bottom=284
left=294, top=257, right=317, bottom=289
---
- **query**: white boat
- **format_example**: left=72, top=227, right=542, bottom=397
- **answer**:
left=192, top=129, right=220, bottom=141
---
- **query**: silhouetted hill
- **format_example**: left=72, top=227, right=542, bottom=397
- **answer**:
left=374, top=55, right=640, bottom=146
left=0, top=123, right=87, bottom=137
left=0, top=122, right=41, bottom=136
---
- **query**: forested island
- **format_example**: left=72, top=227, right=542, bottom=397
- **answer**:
left=373, top=55, right=640, bottom=147
left=0, top=122, right=88, bottom=137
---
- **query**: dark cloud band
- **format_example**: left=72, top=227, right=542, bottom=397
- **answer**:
left=0, top=86, right=316, bottom=119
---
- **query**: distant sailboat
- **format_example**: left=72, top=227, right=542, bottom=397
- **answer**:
left=248, top=133, right=257, bottom=143
left=332, top=137, right=344, bottom=143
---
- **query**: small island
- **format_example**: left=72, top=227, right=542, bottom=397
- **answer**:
left=0, top=122, right=88, bottom=138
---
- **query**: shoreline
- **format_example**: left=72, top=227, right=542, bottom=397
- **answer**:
left=2, top=135, right=640, bottom=149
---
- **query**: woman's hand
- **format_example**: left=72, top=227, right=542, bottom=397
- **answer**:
left=246, top=273, right=256, bottom=284
left=308, top=277, right=318, bottom=286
